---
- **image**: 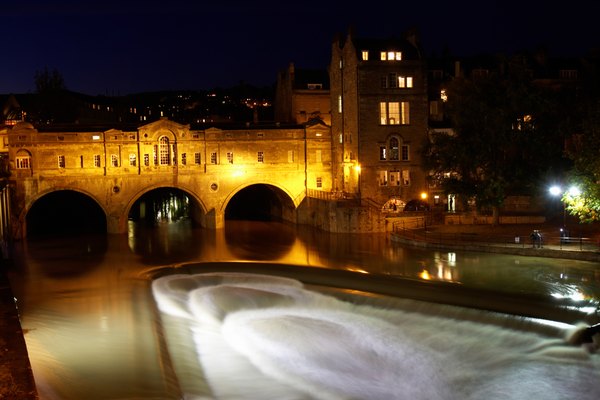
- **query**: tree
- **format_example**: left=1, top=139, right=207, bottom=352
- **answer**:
left=423, top=67, right=565, bottom=223
left=563, top=99, right=600, bottom=223
left=34, top=66, right=66, bottom=93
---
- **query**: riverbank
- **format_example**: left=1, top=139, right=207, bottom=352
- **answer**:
left=392, top=221, right=600, bottom=262
left=0, top=261, right=38, bottom=399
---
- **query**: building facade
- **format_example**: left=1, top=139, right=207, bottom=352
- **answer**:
left=7, top=118, right=333, bottom=237
left=329, top=31, right=430, bottom=210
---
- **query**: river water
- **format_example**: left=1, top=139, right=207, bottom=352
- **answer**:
left=6, top=219, right=600, bottom=399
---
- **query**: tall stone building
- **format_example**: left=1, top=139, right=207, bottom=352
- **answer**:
left=329, top=30, right=429, bottom=209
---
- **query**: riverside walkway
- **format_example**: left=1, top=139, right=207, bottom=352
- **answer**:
left=391, top=222, right=600, bottom=262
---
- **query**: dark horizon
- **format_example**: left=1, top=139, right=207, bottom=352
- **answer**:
left=2, top=0, right=598, bottom=96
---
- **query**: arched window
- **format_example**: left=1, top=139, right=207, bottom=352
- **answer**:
left=389, top=137, right=399, bottom=160
left=15, top=150, right=32, bottom=169
left=159, top=136, right=170, bottom=165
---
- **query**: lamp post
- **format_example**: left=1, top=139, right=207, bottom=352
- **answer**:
left=549, top=185, right=581, bottom=236
left=549, top=185, right=565, bottom=229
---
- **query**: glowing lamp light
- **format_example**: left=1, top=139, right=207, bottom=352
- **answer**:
left=353, top=165, right=361, bottom=173
left=549, top=185, right=561, bottom=197
left=420, top=192, right=428, bottom=200
left=568, top=186, right=581, bottom=196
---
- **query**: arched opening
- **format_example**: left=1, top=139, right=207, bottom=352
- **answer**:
left=128, top=187, right=199, bottom=225
left=26, top=190, right=107, bottom=237
left=225, top=184, right=294, bottom=222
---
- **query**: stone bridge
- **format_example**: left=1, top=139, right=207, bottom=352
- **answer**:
left=7, top=118, right=333, bottom=237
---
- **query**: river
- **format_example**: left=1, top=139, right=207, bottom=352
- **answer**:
left=6, top=219, right=600, bottom=399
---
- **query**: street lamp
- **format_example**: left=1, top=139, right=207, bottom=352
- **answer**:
left=549, top=185, right=566, bottom=231
left=549, top=185, right=580, bottom=234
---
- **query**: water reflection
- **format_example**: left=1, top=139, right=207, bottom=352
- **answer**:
left=6, top=220, right=600, bottom=399
left=22, top=234, right=107, bottom=278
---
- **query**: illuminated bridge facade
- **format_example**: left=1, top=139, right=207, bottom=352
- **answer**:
left=7, top=118, right=334, bottom=237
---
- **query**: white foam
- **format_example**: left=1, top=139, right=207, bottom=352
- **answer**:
left=152, top=272, right=600, bottom=399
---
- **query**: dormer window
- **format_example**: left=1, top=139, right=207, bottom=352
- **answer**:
left=380, top=51, right=402, bottom=61
left=307, top=83, right=323, bottom=90
left=361, top=50, right=369, bottom=61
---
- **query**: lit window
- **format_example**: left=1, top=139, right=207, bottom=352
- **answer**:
left=361, top=50, right=369, bottom=61
left=16, top=155, right=31, bottom=169
left=440, top=89, right=447, bottom=102
left=338, top=95, right=342, bottom=113
left=379, top=146, right=386, bottom=160
left=381, top=51, right=401, bottom=60
left=402, top=170, right=411, bottom=185
left=94, top=154, right=101, bottom=167
left=389, top=171, right=400, bottom=186
left=144, top=154, right=149, bottom=166
left=379, top=170, right=388, bottom=186
left=227, top=152, right=233, bottom=164
left=129, top=154, right=137, bottom=167
left=159, top=136, right=170, bottom=165
left=398, top=76, right=413, bottom=88
left=380, top=102, right=409, bottom=125
left=257, top=151, right=264, bottom=163
left=210, top=152, right=217, bottom=164
left=111, top=154, right=119, bottom=167
left=194, top=152, right=201, bottom=164
left=58, top=155, right=66, bottom=168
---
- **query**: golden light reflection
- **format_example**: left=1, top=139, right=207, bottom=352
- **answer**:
left=346, top=266, right=369, bottom=274
left=419, top=269, right=431, bottom=280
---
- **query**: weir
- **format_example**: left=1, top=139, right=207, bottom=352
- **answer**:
left=150, top=265, right=600, bottom=400
left=9, top=221, right=600, bottom=399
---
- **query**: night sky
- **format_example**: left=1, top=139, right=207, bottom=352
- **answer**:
left=2, top=0, right=598, bottom=96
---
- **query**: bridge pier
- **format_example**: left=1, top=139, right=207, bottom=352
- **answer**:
left=203, top=209, right=225, bottom=229
left=106, top=215, right=125, bottom=235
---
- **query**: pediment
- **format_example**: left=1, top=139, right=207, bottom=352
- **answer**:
left=138, top=117, right=190, bottom=140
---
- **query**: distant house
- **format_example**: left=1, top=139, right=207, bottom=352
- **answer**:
left=274, top=63, right=331, bottom=125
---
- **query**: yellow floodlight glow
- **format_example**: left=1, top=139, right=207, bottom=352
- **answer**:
left=231, top=168, right=245, bottom=178
left=420, top=192, right=428, bottom=200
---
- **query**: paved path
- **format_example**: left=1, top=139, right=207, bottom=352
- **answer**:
left=0, top=262, right=38, bottom=399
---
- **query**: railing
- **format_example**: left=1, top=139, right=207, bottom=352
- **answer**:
left=306, top=189, right=358, bottom=201
left=392, top=226, right=599, bottom=253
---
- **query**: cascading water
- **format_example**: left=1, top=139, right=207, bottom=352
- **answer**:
left=9, top=220, right=600, bottom=399
left=152, top=270, right=600, bottom=400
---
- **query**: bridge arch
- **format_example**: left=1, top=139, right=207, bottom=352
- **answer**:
left=121, top=184, right=208, bottom=230
left=22, top=188, right=108, bottom=238
left=222, top=182, right=299, bottom=223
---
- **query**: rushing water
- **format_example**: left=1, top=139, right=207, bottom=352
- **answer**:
left=6, top=219, right=600, bottom=399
